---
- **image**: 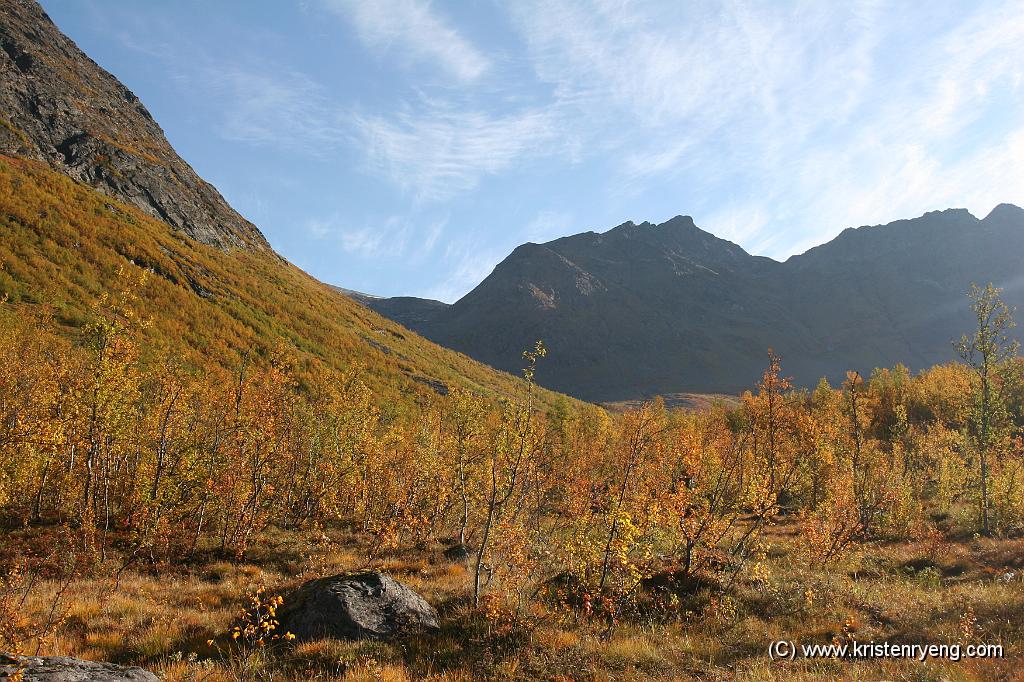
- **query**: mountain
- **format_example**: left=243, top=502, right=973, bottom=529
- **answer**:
left=360, top=209, right=1024, bottom=402
left=334, top=287, right=450, bottom=331
left=0, top=0, right=556, bottom=409
left=0, top=0, right=267, bottom=250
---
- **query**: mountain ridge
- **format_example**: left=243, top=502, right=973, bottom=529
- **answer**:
left=357, top=205, right=1024, bottom=402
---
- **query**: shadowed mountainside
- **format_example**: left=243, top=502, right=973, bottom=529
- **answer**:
left=360, top=208, right=1024, bottom=401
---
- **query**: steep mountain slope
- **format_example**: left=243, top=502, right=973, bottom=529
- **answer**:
left=0, top=1, right=558, bottom=409
left=363, top=209, right=1024, bottom=401
left=431, top=217, right=798, bottom=398
left=0, top=0, right=267, bottom=250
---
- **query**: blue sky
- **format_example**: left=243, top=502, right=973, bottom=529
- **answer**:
left=42, top=0, right=1024, bottom=302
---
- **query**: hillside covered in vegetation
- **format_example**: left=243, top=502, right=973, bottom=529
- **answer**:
left=0, top=156, right=561, bottom=412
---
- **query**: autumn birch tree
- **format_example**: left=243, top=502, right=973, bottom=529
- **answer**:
left=956, top=283, right=1018, bottom=535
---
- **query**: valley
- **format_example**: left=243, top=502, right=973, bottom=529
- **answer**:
left=1, top=1, right=1023, bottom=681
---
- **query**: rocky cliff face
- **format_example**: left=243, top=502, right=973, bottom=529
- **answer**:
left=362, top=207, right=1024, bottom=402
left=0, top=0, right=269, bottom=250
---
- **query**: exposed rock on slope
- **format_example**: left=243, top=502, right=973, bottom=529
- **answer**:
left=335, top=287, right=450, bottom=332
left=0, top=0, right=268, bottom=250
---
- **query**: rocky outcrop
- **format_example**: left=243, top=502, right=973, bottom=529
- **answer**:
left=0, top=654, right=158, bottom=681
left=0, top=0, right=269, bottom=251
left=277, top=571, right=440, bottom=641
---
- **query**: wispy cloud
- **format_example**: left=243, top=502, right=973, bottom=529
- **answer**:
left=305, top=212, right=449, bottom=263
left=778, top=125, right=1024, bottom=260
left=308, top=215, right=404, bottom=258
left=508, top=0, right=1024, bottom=261
left=702, top=204, right=769, bottom=251
left=200, top=64, right=348, bottom=153
left=509, top=0, right=885, bottom=158
left=735, top=1, right=1024, bottom=258
left=353, top=101, right=560, bottom=201
left=323, top=0, right=489, bottom=81
left=421, top=216, right=447, bottom=253
left=112, top=24, right=351, bottom=157
left=86, top=0, right=1024, bottom=301
left=307, top=217, right=334, bottom=239
left=340, top=225, right=392, bottom=258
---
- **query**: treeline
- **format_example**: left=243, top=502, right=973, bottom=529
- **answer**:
left=1, top=280, right=1022, bottom=618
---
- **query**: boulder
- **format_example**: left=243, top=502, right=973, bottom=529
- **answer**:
left=641, top=569, right=719, bottom=597
left=442, top=543, right=473, bottom=562
left=0, top=654, right=158, bottom=682
left=278, top=571, right=439, bottom=641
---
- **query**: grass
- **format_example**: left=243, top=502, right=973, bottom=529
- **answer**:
left=7, top=517, right=1022, bottom=681
left=0, top=155, right=570, bottom=412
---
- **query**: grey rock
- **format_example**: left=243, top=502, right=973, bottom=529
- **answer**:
left=442, top=543, right=473, bottom=563
left=278, top=571, right=440, bottom=641
left=0, top=0, right=269, bottom=251
left=0, top=654, right=158, bottom=682
left=341, top=290, right=450, bottom=334
left=410, top=375, right=449, bottom=396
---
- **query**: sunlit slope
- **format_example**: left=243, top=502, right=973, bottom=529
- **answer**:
left=0, top=155, right=560, bottom=407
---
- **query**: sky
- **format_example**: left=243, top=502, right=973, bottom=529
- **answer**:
left=41, top=0, right=1024, bottom=303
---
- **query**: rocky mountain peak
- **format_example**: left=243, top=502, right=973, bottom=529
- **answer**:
left=661, top=214, right=697, bottom=229
left=984, top=203, right=1024, bottom=223
left=0, top=0, right=270, bottom=250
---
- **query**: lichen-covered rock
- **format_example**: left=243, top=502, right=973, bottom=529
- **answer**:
left=278, top=571, right=440, bottom=641
left=0, top=654, right=158, bottom=681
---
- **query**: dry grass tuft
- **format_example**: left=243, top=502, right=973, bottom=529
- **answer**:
left=3, top=523, right=1022, bottom=681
